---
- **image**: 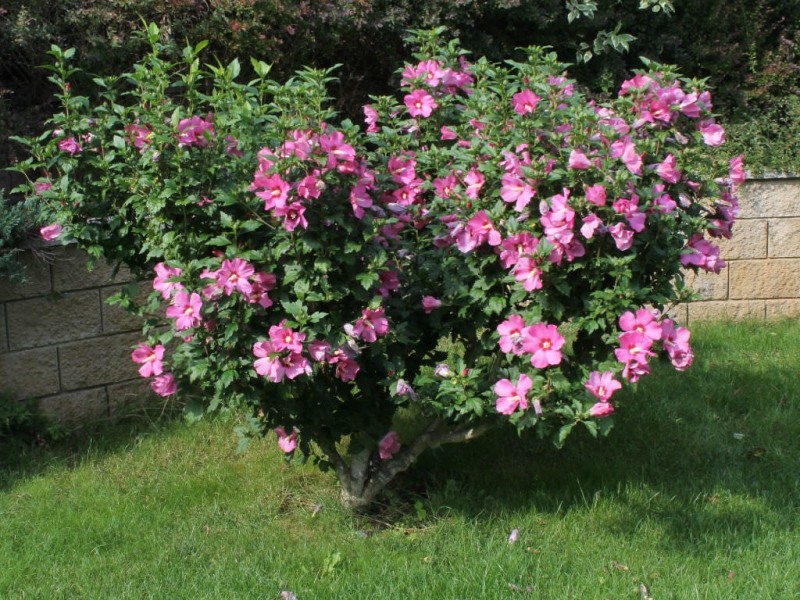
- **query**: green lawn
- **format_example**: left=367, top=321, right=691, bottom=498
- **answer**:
left=2, top=320, right=799, bottom=599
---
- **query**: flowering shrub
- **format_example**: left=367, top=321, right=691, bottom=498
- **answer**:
left=12, top=25, right=742, bottom=508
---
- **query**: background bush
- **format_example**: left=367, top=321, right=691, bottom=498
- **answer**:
left=1, top=0, right=798, bottom=130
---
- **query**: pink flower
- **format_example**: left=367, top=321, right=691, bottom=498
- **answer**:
left=619, top=309, right=662, bottom=341
left=308, top=340, right=332, bottom=362
left=511, top=89, right=540, bottom=115
left=588, top=400, right=614, bottom=418
left=217, top=258, right=254, bottom=296
left=378, top=270, right=400, bottom=298
left=334, top=356, right=359, bottom=382
left=421, top=296, right=442, bottom=314
left=699, top=120, right=725, bottom=146
left=253, top=341, right=282, bottom=381
left=280, top=352, right=312, bottom=380
left=661, top=319, right=694, bottom=371
left=269, top=322, right=305, bottom=353
left=254, top=174, right=290, bottom=211
left=388, top=153, right=417, bottom=185
left=500, top=173, right=535, bottom=212
left=39, top=223, right=62, bottom=241
left=166, top=291, right=203, bottom=330
left=378, top=431, right=401, bottom=460
left=363, top=104, right=379, bottom=133
left=440, top=126, right=458, bottom=140
left=273, top=202, right=308, bottom=232
left=464, top=169, right=485, bottom=199
left=150, top=373, right=177, bottom=397
left=177, top=114, right=215, bottom=147
left=580, top=214, right=603, bottom=239
left=729, top=155, right=745, bottom=184
left=297, top=174, right=322, bottom=200
left=57, top=136, right=81, bottom=155
left=275, top=427, right=297, bottom=453
left=224, top=135, right=242, bottom=157
left=608, top=222, right=634, bottom=251
left=584, top=371, right=622, bottom=402
left=395, top=379, right=417, bottom=401
left=680, top=234, right=726, bottom=273
left=320, top=130, right=357, bottom=170
left=352, top=307, right=389, bottom=343
left=125, top=123, right=152, bottom=150
left=458, top=211, right=501, bottom=252
left=498, top=232, right=538, bottom=269
left=404, top=90, right=438, bottom=118
left=33, top=181, right=52, bottom=195
left=568, top=149, right=592, bottom=170
left=522, top=323, right=565, bottom=369
left=656, top=154, right=681, bottom=184
left=584, top=183, right=606, bottom=206
left=621, top=141, right=643, bottom=175
left=614, top=331, right=655, bottom=366
left=513, top=257, right=543, bottom=292
left=434, top=363, right=452, bottom=377
left=497, top=314, right=530, bottom=356
left=494, top=373, right=533, bottom=415
left=131, top=342, right=165, bottom=378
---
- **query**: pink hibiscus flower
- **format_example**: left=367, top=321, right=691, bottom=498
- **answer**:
left=522, top=323, right=565, bottom=369
left=494, top=373, right=533, bottom=415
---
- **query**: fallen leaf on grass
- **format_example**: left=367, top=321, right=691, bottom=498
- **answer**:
left=610, top=560, right=629, bottom=572
left=639, top=582, right=653, bottom=600
left=507, top=582, right=534, bottom=594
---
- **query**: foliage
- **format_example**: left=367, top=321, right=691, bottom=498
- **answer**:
left=0, top=189, right=41, bottom=283
left=726, top=95, right=800, bottom=176
left=2, top=0, right=798, bottom=174
left=0, top=390, right=59, bottom=453
left=12, top=25, right=739, bottom=507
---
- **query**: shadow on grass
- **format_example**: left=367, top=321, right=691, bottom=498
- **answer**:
left=0, top=402, right=186, bottom=491
left=405, top=320, right=800, bottom=552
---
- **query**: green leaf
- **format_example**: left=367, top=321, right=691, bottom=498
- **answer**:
left=206, top=235, right=232, bottom=246
left=555, top=422, right=575, bottom=448
left=184, top=400, right=205, bottom=423
left=356, top=271, right=379, bottom=290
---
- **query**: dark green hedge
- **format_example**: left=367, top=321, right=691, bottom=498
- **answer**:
left=1, top=0, right=798, bottom=169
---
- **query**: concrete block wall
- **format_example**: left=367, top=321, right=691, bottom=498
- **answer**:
left=669, top=176, right=800, bottom=324
left=0, top=245, right=150, bottom=425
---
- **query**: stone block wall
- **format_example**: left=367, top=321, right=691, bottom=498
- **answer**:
left=669, top=176, right=800, bottom=324
left=0, top=245, right=150, bottom=424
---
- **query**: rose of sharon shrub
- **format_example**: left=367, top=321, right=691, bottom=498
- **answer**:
left=13, top=26, right=741, bottom=509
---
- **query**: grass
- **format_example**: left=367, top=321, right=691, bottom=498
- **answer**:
left=2, top=319, right=800, bottom=599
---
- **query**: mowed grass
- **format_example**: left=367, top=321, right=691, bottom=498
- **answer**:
left=1, top=319, right=799, bottom=599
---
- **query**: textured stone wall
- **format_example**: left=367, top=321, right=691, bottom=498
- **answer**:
left=670, top=176, right=800, bottom=324
left=0, top=245, right=149, bottom=424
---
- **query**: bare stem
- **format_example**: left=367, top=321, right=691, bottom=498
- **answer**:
left=328, top=419, right=495, bottom=510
